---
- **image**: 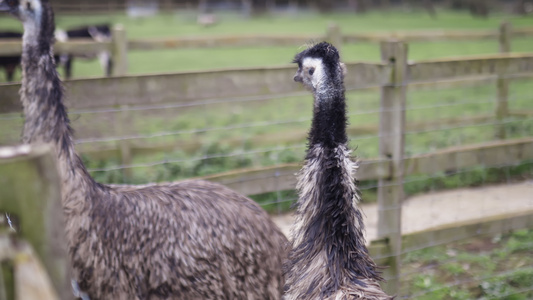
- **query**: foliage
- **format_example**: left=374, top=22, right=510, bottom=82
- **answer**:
left=402, top=230, right=533, bottom=299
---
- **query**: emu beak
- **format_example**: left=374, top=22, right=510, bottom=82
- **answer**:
left=294, top=73, right=302, bottom=83
left=340, top=63, right=347, bottom=76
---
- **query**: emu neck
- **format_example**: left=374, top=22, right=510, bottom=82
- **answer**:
left=286, top=75, right=383, bottom=298
left=20, top=4, right=95, bottom=205
left=308, top=80, right=347, bottom=149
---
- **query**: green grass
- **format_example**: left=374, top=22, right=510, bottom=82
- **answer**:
left=2, top=9, right=533, bottom=78
left=68, top=78, right=532, bottom=184
left=401, top=229, right=533, bottom=299
left=1, top=9, right=532, bottom=205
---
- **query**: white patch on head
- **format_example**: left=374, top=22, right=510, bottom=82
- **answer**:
left=301, top=57, right=326, bottom=90
left=20, top=0, right=43, bottom=46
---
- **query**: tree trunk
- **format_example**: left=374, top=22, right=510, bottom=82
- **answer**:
left=423, top=0, right=437, bottom=18
left=316, top=0, right=334, bottom=13
left=469, top=0, right=489, bottom=18
left=241, top=0, right=252, bottom=17
left=349, top=0, right=367, bottom=13
left=381, top=0, right=391, bottom=10
left=266, top=0, right=275, bottom=12
left=288, top=0, right=297, bottom=9
left=449, top=0, right=465, bottom=10
left=514, top=0, right=527, bottom=15
left=198, top=0, right=208, bottom=14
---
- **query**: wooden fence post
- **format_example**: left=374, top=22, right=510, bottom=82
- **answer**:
left=111, top=24, right=128, bottom=77
left=496, top=21, right=511, bottom=139
left=111, top=25, right=132, bottom=180
left=326, top=23, right=343, bottom=55
left=0, top=144, right=70, bottom=299
left=118, top=104, right=133, bottom=181
left=377, top=41, right=407, bottom=295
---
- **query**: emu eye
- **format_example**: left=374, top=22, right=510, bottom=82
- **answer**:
left=308, top=68, right=315, bottom=76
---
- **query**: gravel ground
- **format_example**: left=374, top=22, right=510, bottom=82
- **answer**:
left=271, top=180, right=533, bottom=242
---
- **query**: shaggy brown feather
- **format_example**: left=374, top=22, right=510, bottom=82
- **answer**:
left=4, top=0, right=288, bottom=298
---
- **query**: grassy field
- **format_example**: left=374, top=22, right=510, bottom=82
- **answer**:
left=1, top=9, right=532, bottom=188
left=401, top=228, right=533, bottom=299
left=1, top=9, right=533, bottom=78
left=66, top=79, right=531, bottom=185
left=1, top=9, right=532, bottom=296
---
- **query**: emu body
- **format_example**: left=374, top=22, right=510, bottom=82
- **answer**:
left=284, top=42, right=392, bottom=300
left=1, top=0, right=287, bottom=299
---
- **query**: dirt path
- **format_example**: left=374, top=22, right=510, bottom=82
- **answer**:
left=271, top=180, right=533, bottom=241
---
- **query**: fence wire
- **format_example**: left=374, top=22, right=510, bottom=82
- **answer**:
left=1, top=73, right=532, bottom=298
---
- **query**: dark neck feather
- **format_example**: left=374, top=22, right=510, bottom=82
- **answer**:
left=20, top=2, right=93, bottom=187
left=288, top=71, right=383, bottom=298
left=307, top=77, right=347, bottom=149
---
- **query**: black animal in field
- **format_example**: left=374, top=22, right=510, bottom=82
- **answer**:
left=55, top=24, right=113, bottom=78
left=0, top=31, right=22, bottom=82
left=0, top=24, right=112, bottom=82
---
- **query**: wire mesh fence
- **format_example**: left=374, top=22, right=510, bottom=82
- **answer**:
left=1, top=46, right=533, bottom=297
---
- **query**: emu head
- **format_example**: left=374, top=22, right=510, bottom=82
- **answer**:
left=292, top=42, right=347, bottom=92
left=0, top=0, right=44, bottom=22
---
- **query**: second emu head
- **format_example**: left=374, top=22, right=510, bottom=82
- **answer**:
left=0, top=0, right=44, bottom=22
left=293, top=42, right=347, bottom=92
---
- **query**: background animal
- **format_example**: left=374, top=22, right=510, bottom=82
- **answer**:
left=0, top=31, right=22, bottom=82
left=0, top=0, right=287, bottom=299
left=0, top=24, right=111, bottom=82
left=283, top=42, right=392, bottom=300
left=55, top=24, right=113, bottom=78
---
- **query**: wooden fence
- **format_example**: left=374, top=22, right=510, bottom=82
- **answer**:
left=1, top=26, right=533, bottom=295
left=1, top=22, right=533, bottom=77
left=0, top=144, right=69, bottom=300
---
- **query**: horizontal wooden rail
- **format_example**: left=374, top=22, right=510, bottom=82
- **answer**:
left=409, top=53, right=533, bottom=82
left=129, top=34, right=320, bottom=50
left=126, top=27, right=533, bottom=51
left=0, top=62, right=388, bottom=113
left=404, top=137, right=533, bottom=176
left=6, top=53, right=530, bottom=114
left=3, top=26, right=531, bottom=56
left=407, top=71, right=533, bottom=90
left=127, top=27, right=533, bottom=50
left=0, top=39, right=111, bottom=56
left=191, top=138, right=533, bottom=196
left=69, top=111, right=518, bottom=160
left=345, top=27, right=533, bottom=43
left=199, top=159, right=390, bottom=196
left=369, top=208, right=533, bottom=267
left=345, top=31, right=496, bottom=43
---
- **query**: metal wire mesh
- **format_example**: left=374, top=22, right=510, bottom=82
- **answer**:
left=0, top=70, right=532, bottom=298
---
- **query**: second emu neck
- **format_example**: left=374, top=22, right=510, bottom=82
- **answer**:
left=288, top=77, right=383, bottom=298
left=308, top=82, right=347, bottom=148
left=20, top=5, right=95, bottom=205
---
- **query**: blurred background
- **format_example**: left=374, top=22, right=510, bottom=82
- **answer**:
left=1, top=0, right=533, bottom=298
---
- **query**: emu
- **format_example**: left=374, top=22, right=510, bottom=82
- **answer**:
left=0, top=1, right=287, bottom=299
left=0, top=31, right=22, bottom=82
left=283, top=42, right=392, bottom=300
left=55, top=24, right=113, bottom=78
